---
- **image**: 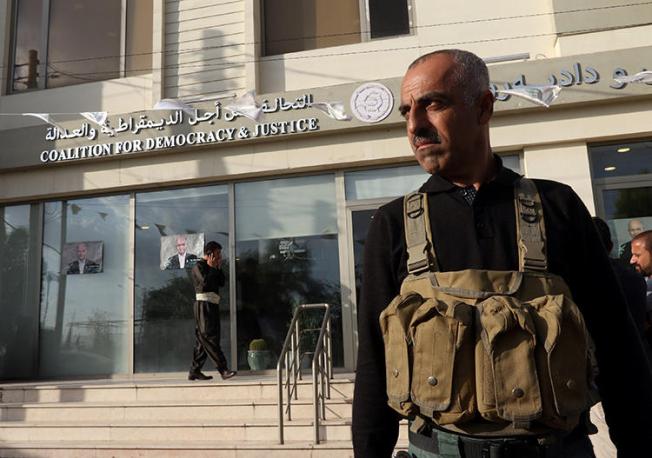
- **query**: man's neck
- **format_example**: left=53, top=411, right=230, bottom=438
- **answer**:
left=447, top=154, right=497, bottom=190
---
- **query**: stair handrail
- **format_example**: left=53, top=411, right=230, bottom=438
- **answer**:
left=277, top=303, right=333, bottom=444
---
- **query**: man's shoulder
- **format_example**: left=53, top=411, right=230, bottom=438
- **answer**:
left=529, top=178, right=574, bottom=196
left=372, top=196, right=406, bottom=228
left=192, top=259, right=208, bottom=270
left=378, top=195, right=405, bottom=214
left=528, top=178, right=583, bottom=214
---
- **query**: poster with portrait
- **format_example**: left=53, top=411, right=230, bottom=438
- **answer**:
left=61, top=241, right=104, bottom=275
left=160, top=233, right=204, bottom=270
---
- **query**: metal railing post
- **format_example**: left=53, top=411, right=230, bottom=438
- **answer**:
left=277, top=303, right=333, bottom=445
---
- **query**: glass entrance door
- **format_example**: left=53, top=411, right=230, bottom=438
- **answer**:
left=346, top=204, right=389, bottom=365
left=351, top=209, right=377, bottom=308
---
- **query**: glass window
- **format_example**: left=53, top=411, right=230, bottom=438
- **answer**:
left=9, top=0, right=43, bottom=91
left=39, top=196, right=130, bottom=377
left=47, top=0, right=121, bottom=88
left=235, top=175, right=343, bottom=370
left=590, top=140, right=652, bottom=179
left=345, top=164, right=428, bottom=201
left=1, top=205, right=39, bottom=380
left=263, top=0, right=409, bottom=55
left=590, top=139, right=652, bottom=261
left=501, top=154, right=522, bottom=174
left=9, top=0, right=153, bottom=92
left=134, top=186, right=230, bottom=373
left=369, top=0, right=410, bottom=39
left=126, top=0, right=153, bottom=76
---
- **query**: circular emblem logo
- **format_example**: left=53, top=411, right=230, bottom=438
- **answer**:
left=350, top=82, right=394, bottom=123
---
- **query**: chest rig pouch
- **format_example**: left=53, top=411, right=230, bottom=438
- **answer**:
left=379, top=178, right=593, bottom=435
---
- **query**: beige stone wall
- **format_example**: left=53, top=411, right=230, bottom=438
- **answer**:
left=557, top=24, right=652, bottom=56
left=552, top=0, right=652, bottom=36
left=163, top=0, right=246, bottom=99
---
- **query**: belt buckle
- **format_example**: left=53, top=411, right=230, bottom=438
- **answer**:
left=501, top=438, right=542, bottom=458
left=475, top=438, right=543, bottom=458
left=480, top=441, right=504, bottom=458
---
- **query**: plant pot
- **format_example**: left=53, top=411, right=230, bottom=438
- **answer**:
left=247, top=350, right=272, bottom=370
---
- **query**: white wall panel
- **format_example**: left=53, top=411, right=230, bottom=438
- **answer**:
left=164, top=0, right=246, bottom=100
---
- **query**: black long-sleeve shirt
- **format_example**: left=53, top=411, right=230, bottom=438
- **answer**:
left=191, top=259, right=225, bottom=296
left=352, top=160, right=652, bottom=457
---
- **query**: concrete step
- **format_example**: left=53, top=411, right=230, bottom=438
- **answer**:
left=0, top=397, right=353, bottom=422
left=0, top=439, right=408, bottom=458
left=0, top=374, right=390, bottom=457
left=0, top=418, right=353, bottom=442
left=0, top=377, right=354, bottom=404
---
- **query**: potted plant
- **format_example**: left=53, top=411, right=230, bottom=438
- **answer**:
left=247, top=338, right=272, bottom=371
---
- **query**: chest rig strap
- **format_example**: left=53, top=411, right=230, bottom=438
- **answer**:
left=404, top=192, right=439, bottom=274
left=403, top=178, right=547, bottom=274
left=514, top=178, right=548, bottom=272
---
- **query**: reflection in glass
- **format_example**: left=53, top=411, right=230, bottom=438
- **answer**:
left=126, top=0, right=153, bottom=76
left=263, top=0, right=361, bottom=55
left=235, top=175, right=343, bottom=370
left=602, top=187, right=652, bottom=262
left=10, top=0, right=43, bottom=91
left=1, top=205, right=38, bottom=380
left=39, top=196, right=130, bottom=377
left=135, top=186, right=230, bottom=373
left=47, top=0, right=121, bottom=88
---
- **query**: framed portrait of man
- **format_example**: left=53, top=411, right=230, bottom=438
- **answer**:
left=61, top=241, right=103, bottom=275
left=160, top=233, right=204, bottom=270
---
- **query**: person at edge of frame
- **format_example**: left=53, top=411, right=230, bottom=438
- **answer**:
left=188, top=241, right=236, bottom=381
left=351, top=49, right=652, bottom=458
left=631, top=230, right=652, bottom=352
left=593, top=217, right=649, bottom=347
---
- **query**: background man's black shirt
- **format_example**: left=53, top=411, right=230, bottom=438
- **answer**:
left=352, top=161, right=652, bottom=457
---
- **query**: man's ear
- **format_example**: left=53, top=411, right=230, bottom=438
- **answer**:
left=478, top=90, right=494, bottom=124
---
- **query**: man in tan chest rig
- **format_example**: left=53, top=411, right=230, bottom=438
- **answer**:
left=351, top=49, right=652, bottom=458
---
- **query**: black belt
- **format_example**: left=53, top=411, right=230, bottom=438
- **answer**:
left=409, top=425, right=564, bottom=458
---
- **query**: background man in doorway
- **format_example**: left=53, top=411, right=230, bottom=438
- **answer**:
left=631, top=230, right=652, bottom=347
left=619, top=219, right=645, bottom=264
left=165, top=234, right=198, bottom=270
left=188, top=241, right=236, bottom=381
left=352, top=49, right=652, bottom=457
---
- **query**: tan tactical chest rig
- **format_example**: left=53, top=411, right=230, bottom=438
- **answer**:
left=379, top=179, right=591, bottom=435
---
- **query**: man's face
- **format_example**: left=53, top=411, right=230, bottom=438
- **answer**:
left=628, top=220, right=644, bottom=239
left=630, top=240, right=651, bottom=276
left=213, top=249, right=222, bottom=265
left=176, top=238, right=187, bottom=255
left=399, top=54, right=492, bottom=178
left=77, top=244, right=87, bottom=261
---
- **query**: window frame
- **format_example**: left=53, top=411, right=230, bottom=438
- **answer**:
left=7, top=0, right=130, bottom=93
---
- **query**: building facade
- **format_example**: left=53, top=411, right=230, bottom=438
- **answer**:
left=1, top=0, right=651, bottom=381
